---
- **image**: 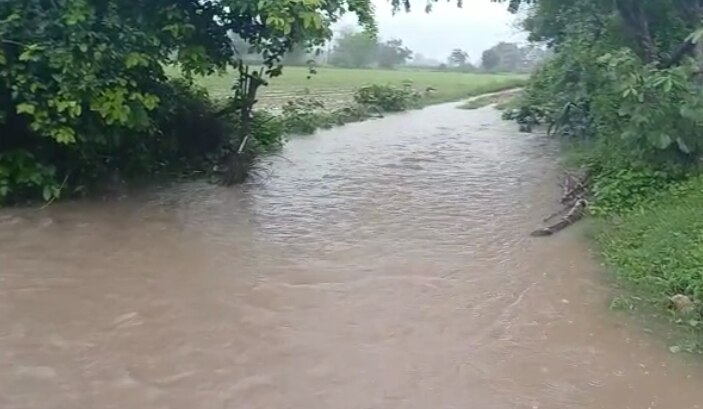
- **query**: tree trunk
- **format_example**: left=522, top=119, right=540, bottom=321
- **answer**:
left=222, top=65, right=265, bottom=186
left=615, top=0, right=658, bottom=62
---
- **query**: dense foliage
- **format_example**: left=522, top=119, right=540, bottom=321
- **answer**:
left=0, top=0, right=375, bottom=203
left=503, top=0, right=703, bottom=204
left=354, top=82, right=421, bottom=111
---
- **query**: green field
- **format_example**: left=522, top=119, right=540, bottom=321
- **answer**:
left=186, top=66, right=526, bottom=110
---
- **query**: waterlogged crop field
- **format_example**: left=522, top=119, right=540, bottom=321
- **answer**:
left=187, top=66, right=527, bottom=110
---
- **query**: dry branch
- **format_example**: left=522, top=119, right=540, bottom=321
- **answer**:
left=531, top=170, right=590, bottom=237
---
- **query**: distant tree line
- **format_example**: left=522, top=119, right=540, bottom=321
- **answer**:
left=412, top=43, right=548, bottom=74
left=231, top=29, right=415, bottom=70
left=234, top=28, right=548, bottom=75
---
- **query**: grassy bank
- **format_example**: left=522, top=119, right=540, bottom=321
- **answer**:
left=184, top=66, right=527, bottom=109
left=549, top=138, right=703, bottom=350
left=595, top=176, right=703, bottom=351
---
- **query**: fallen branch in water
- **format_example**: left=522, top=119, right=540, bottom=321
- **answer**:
left=531, top=170, right=590, bottom=237
left=543, top=206, right=570, bottom=223
left=559, top=170, right=590, bottom=205
left=531, top=198, right=588, bottom=237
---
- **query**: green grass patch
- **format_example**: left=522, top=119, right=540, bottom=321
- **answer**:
left=597, top=175, right=703, bottom=350
left=174, top=66, right=527, bottom=109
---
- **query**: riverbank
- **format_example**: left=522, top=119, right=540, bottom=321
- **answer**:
left=542, top=136, right=703, bottom=352
left=492, top=84, right=703, bottom=352
left=595, top=174, right=703, bottom=352
left=494, top=0, right=703, bottom=354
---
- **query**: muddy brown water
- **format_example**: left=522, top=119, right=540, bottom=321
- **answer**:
left=2, top=104, right=703, bottom=409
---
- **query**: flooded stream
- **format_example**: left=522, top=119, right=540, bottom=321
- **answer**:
left=2, top=104, right=703, bottom=409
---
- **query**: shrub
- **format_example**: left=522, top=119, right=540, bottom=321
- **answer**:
left=280, top=96, right=377, bottom=135
left=278, top=83, right=424, bottom=138
left=248, top=111, right=285, bottom=150
left=354, top=82, right=421, bottom=112
left=330, top=105, right=373, bottom=124
left=0, top=78, right=236, bottom=204
left=281, top=97, right=328, bottom=134
left=0, top=151, right=60, bottom=204
left=501, top=105, right=547, bottom=127
left=158, top=79, right=231, bottom=163
left=589, top=167, right=674, bottom=216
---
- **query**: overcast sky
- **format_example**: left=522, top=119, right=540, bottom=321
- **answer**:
left=339, top=0, right=526, bottom=63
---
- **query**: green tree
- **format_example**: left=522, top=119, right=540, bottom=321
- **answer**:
left=377, top=39, right=413, bottom=69
left=481, top=42, right=530, bottom=72
left=0, top=0, right=377, bottom=203
left=282, top=45, right=313, bottom=66
left=481, top=48, right=501, bottom=71
left=448, top=49, right=469, bottom=67
left=329, top=29, right=378, bottom=68
left=504, top=0, right=703, bottom=163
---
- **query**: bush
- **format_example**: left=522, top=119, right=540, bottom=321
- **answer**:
left=501, top=105, right=547, bottom=127
left=329, top=105, right=373, bottom=124
left=505, top=0, right=703, bottom=348
left=280, top=96, right=379, bottom=136
left=277, top=83, right=424, bottom=138
left=0, top=78, right=236, bottom=204
left=158, top=79, right=231, bottom=163
left=354, top=82, right=421, bottom=112
left=248, top=111, right=285, bottom=150
left=281, top=97, right=329, bottom=134
left=0, top=151, right=61, bottom=204
left=588, top=167, right=674, bottom=216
